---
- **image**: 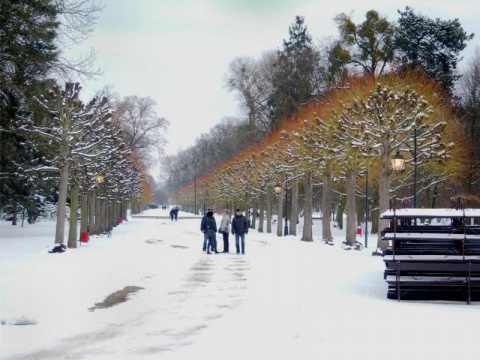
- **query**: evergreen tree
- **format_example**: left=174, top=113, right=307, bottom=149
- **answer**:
left=267, top=16, right=324, bottom=129
left=0, top=0, right=59, bottom=222
left=0, top=0, right=59, bottom=86
left=395, top=6, right=474, bottom=92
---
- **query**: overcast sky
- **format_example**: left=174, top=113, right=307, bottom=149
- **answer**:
left=73, top=0, right=480, bottom=156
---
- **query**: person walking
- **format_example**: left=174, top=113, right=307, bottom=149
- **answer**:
left=170, top=207, right=179, bottom=221
left=201, top=209, right=218, bottom=254
left=218, top=209, right=231, bottom=253
left=231, top=208, right=248, bottom=254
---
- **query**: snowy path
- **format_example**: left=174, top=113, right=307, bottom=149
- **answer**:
left=3, top=211, right=480, bottom=360
left=2, top=216, right=259, bottom=359
left=4, top=254, right=252, bottom=360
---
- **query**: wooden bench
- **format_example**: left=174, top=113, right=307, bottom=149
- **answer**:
left=383, top=258, right=480, bottom=303
left=380, top=207, right=480, bottom=303
left=382, top=231, right=480, bottom=256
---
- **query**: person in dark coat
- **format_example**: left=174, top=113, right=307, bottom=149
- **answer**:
left=200, top=208, right=213, bottom=251
left=170, top=207, right=179, bottom=221
left=231, top=208, right=248, bottom=254
left=200, top=209, right=218, bottom=254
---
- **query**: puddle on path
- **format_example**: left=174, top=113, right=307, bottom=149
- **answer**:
left=89, top=286, right=144, bottom=311
left=171, top=245, right=189, bottom=249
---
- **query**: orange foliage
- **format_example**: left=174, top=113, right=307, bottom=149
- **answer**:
left=175, top=71, right=470, bottom=206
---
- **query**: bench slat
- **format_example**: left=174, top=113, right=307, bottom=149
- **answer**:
left=385, top=261, right=480, bottom=272
left=383, top=232, right=480, bottom=240
left=385, top=275, right=480, bottom=283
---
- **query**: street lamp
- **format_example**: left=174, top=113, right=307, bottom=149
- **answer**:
left=95, top=174, right=108, bottom=232
left=390, top=151, right=405, bottom=171
left=365, top=168, right=369, bottom=248
left=194, top=171, right=197, bottom=215
left=274, top=183, right=282, bottom=194
left=273, top=175, right=288, bottom=236
left=95, top=174, right=104, bottom=184
left=390, top=127, right=418, bottom=208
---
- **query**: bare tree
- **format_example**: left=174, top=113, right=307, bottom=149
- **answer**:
left=115, top=95, right=169, bottom=168
left=224, top=54, right=273, bottom=137
left=52, top=0, right=104, bottom=81
left=458, top=48, right=480, bottom=195
left=334, top=10, right=395, bottom=79
left=21, top=82, right=115, bottom=244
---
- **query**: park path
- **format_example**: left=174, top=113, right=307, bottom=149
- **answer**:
left=3, top=231, right=258, bottom=360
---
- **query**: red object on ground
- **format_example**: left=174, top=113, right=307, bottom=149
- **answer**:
left=356, top=226, right=362, bottom=235
left=80, top=231, right=90, bottom=242
left=118, top=216, right=123, bottom=223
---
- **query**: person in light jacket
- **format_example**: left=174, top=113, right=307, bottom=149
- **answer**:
left=231, top=208, right=248, bottom=254
left=218, top=209, right=231, bottom=253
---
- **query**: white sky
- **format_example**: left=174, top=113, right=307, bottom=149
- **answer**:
left=72, top=0, right=480, bottom=155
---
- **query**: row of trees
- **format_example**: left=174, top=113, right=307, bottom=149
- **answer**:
left=162, top=8, right=477, bottom=195
left=165, top=8, right=479, bottom=250
left=0, top=1, right=168, bottom=246
left=174, top=72, right=465, bottom=250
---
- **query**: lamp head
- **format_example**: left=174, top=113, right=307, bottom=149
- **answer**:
left=95, top=174, right=104, bottom=183
left=274, top=183, right=282, bottom=194
left=391, top=151, right=405, bottom=171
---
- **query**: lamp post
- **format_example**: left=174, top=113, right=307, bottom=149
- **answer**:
left=194, top=171, right=197, bottom=215
left=95, top=174, right=107, bottom=232
left=273, top=174, right=288, bottom=236
left=390, top=127, right=418, bottom=208
left=365, top=168, right=368, bottom=248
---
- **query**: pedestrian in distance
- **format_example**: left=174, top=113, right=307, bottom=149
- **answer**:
left=218, top=209, right=231, bottom=253
left=201, top=209, right=218, bottom=254
left=170, top=207, right=179, bottom=221
left=231, top=208, right=248, bottom=254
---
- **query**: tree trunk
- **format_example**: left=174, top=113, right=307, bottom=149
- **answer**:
left=377, top=143, right=391, bottom=249
left=80, top=194, right=88, bottom=234
left=322, top=162, right=333, bottom=241
left=290, top=174, right=298, bottom=236
left=55, top=161, right=70, bottom=244
left=251, top=201, right=257, bottom=229
left=345, top=167, right=357, bottom=246
left=121, top=201, right=127, bottom=220
left=258, top=197, right=265, bottom=233
left=277, top=187, right=284, bottom=237
left=370, top=186, right=379, bottom=234
left=266, top=191, right=272, bottom=233
left=371, top=208, right=379, bottom=234
left=12, top=202, right=17, bottom=226
left=68, top=187, right=78, bottom=248
left=301, top=170, right=313, bottom=241
left=96, top=197, right=104, bottom=234
left=106, top=200, right=111, bottom=231
left=336, top=194, right=346, bottom=230
left=431, top=185, right=438, bottom=208
left=88, top=193, right=95, bottom=235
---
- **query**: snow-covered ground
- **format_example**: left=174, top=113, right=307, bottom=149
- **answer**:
left=1, top=208, right=479, bottom=360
